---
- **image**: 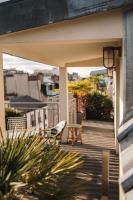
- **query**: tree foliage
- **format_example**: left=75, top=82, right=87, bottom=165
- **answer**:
left=5, top=108, right=23, bottom=118
left=88, top=75, right=105, bottom=90
left=68, top=79, right=93, bottom=97
left=86, top=91, right=113, bottom=120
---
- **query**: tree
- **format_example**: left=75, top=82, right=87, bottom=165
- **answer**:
left=68, top=79, right=93, bottom=97
left=68, top=79, right=93, bottom=113
left=88, top=75, right=103, bottom=90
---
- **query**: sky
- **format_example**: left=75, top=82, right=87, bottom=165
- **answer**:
left=3, top=54, right=105, bottom=77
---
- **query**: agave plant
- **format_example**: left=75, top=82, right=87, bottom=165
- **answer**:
left=0, top=130, right=82, bottom=200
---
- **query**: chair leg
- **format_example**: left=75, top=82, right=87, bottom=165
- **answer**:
left=60, top=131, right=63, bottom=143
left=80, top=132, right=83, bottom=144
left=76, top=128, right=82, bottom=144
left=67, top=129, right=70, bottom=143
left=72, top=128, right=74, bottom=145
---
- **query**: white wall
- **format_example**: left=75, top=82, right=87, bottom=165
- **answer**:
left=5, top=73, right=42, bottom=100
left=6, top=76, right=16, bottom=94
left=14, top=73, right=29, bottom=96
left=29, top=80, right=42, bottom=100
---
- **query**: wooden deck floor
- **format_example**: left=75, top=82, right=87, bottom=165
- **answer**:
left=62, top=120, right=119, bottom=200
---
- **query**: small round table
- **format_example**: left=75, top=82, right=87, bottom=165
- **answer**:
left=67, top=124, right=82, bottom=145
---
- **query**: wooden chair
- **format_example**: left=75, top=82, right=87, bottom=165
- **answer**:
left=40, top=121, right=66, bottom=142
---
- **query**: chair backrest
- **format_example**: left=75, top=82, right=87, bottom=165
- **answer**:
left=51, top=121, right=66, bottom=137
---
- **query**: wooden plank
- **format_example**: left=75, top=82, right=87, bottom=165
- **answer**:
left=102, top=151, right=110, bottom=196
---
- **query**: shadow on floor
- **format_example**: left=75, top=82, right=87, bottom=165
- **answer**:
left=62, top=120, right=119, bottom=200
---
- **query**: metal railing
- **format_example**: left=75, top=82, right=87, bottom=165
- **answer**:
left=5, top=98, right=77, bottom=132
left=5, top=101, right=59, bottom=131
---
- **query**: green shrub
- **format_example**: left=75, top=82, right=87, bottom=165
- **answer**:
left=85, top=91, right=113, bottom=120
left=5, top=108, right=23, bottom=118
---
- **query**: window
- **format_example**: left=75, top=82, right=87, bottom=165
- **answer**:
left=48, top=85, right=53, bottom=91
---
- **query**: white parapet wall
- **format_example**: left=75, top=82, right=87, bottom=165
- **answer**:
left=26, top=107, right=48, bottom=131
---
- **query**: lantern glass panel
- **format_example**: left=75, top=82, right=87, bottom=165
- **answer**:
left=104, top=50, right=109, bottom=59
left=103, top=47, right=115, bottom=68
left=108, top=49, right=114, bottom=59
left=104, top=58, right=114, bottom=68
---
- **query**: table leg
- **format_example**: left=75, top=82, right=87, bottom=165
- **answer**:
left=72, top=128, right=74, bottom=145
left=79, top=131, right=83, bottom=144
left=75, top=128, right=77, bottom=142
left=67, top=128, right=70, bottom=143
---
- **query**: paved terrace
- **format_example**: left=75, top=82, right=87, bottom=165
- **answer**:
left=62, top=120, right=119, bottom=200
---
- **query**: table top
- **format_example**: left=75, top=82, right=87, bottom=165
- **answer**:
left=67, top=124, right=82, bottom=129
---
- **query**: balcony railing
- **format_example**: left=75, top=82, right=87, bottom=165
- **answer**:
left=5, top=98, right=77, bottom=132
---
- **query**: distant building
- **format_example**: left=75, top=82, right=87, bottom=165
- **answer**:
left=68, top=72, right=79, bottom=81
left=3, top=68, right=24, bottom=76
left=52, top=67, right=59, bottom=75
left=4, top=70, right=43, bottom=100
left=28, top=75, right=42, bottom=100
left=5, top=73, right=29, bottom=96
left=41, top=82, right=58, bottom=97
left=34, top=69, right=53, bottom=76
left=52, top=74, right=59, bottom=84
left=90, top=69, right=107, bottom=76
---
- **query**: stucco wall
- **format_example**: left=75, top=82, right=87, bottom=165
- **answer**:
left=14, top=73, right=29, bottom=96
left=5, top=73, right=42, bottom=101
left=29, top=80, right=42, bottom=101
left=6, top=76, right=16, bottom=95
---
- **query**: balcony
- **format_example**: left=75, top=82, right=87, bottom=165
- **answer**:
left=5, top=99, right=119, bottom=199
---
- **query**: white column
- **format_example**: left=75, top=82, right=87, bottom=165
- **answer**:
left=119, top=56, right=126, bottom=125
left=59, top=67, right=69, bottom=141
left=0, top=51, right=5, bottom=137
left=119, top=54, right=127, bottom=200
left=113, top=66, right=120, bottom=154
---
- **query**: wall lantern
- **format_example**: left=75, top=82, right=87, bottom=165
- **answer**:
left=103, top=46, right=121, bottom=77
left=107, top=68, right=113, bottom=77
